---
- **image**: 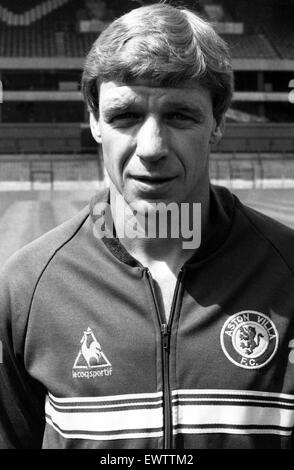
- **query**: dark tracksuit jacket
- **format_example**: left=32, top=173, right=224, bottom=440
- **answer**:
left=0, top=185, right=294, bottom=449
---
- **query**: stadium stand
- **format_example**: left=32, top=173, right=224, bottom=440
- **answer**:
left=0, top=0, right=293, bottom=186
left=0, top=0, right=72, bottom=26
left=225, top=0, right=294, bottom=59
left=1, top=0, right=294, bottom=265
left=0, top=0, right=291, bottom=59
left=0, top=0, right=97, bottom=56
left=222, top=33, right=277, bottom=60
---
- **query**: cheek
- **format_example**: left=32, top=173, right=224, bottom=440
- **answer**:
left=174, top=137, right=210, bottom=189
left=178, top=131, right=211, bottom=167
left=101, top=130, right=135, bottom=176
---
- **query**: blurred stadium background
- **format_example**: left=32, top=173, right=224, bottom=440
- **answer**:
left=0, top=0, right=294, bottom=264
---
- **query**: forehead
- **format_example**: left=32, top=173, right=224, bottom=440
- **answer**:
left=99, top=80, right=213, bottom=111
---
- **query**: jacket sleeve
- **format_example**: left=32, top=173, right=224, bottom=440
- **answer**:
left=0, top=256, right=46, bottom=449
left=0, top=208, right=89, bottom=448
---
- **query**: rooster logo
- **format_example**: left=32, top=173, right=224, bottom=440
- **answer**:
left=81, top=328, right=102, bottom=367
left=73, top=327, right=111, bottom=370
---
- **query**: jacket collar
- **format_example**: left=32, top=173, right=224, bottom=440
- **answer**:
left=89, top=185, right=236, bottom=268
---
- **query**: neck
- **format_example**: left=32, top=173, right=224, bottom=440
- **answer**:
left=109, top=183, right=211, bottom=272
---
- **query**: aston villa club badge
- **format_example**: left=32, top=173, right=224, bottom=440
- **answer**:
left=220, top=311, right=279, bottom=369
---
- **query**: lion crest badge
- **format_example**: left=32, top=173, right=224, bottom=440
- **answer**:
left=220, top=311, right=279, bottom=369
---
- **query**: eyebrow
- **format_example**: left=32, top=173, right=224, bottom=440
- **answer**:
left=101, top=98, right=206, bottom=120
left=102, top=103, right=132, bottom=120
left=163, top=102, right=205, bottom=115
left=101, top=96, right=139, bottom=118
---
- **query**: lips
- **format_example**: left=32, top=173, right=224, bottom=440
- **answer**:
left=131, top=175, right=176, bottom=183
left=129, top=175, right=177, bottom=194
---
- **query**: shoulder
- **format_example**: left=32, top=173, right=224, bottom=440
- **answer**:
left=1, top=205, right=89, bottom=282
left=234, top=196, right=294, bottom=276
left=0, top=206, right=89, bottom=337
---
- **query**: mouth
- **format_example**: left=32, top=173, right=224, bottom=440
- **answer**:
left=131, top=175, right=177, bottom=185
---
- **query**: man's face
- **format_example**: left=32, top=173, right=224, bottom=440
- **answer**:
left=91, top=79, right=221, bottom=210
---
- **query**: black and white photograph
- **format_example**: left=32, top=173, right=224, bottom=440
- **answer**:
left=0, top=0, right=293, bottom=452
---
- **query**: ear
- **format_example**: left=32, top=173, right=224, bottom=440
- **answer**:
left=209, top=116, right=225, bottom=145
left=90, top=112, right=102, bottom=144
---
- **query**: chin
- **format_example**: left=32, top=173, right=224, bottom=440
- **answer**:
left=129, top=198, right=158, bottom=214
left=132, top=195, right=183, bottom=213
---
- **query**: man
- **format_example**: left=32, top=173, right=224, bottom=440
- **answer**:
left=0, top=3, right=294, bottom=449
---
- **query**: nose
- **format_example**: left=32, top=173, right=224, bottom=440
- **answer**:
left=136, top=116, right=168, bottom=162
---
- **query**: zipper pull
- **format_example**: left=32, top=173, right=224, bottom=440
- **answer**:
left=161, top=323, right=170, bottom=351
left=145, top=268, right=151, bottom=279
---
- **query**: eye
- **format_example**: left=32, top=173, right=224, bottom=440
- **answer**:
left=165, top=112, right=198, bottom=127
left=110, top=112, right=140, bottom=125
left=167, top=112, right=189, bottom=121
left=116, top=112, right=138, bottom=120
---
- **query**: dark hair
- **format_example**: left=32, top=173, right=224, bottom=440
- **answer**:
left=82, top=3, right=234, bottom=124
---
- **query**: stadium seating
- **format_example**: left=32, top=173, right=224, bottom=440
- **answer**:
left=0, top=124, right=82, bottom=153
left=0, top=0, right=289, bottom=59
left=222, top=33, right=277, bottom=59
left=0, top=1, right=39, bottom=12
left=0, top=0, right=72, bottom=25
left=0, top=0, right=293, bottom=158
left=225, top=0, right=294, bottom=59
left=0, top=0, right=97, bottom=57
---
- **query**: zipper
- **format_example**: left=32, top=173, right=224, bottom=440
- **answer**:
left=145, top=267, right=185, bottom=449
